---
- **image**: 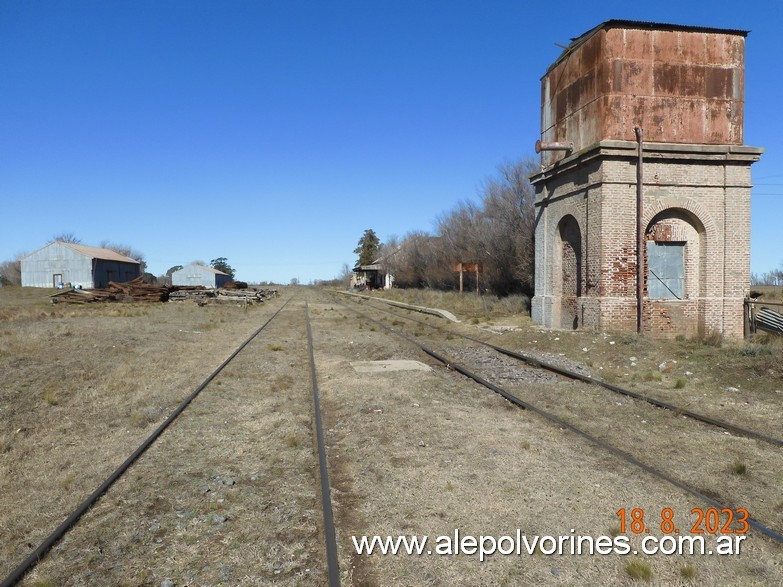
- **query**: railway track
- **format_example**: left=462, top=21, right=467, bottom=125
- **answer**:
left=2, top=297, right=342, bottom=587
left=333, top=293, right=783, bottom=546
left=339, top=292, right=783, bottom=448
left=3, top=289, right=781, bottom=585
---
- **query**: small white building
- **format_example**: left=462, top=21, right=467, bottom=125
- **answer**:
left=351, top=264, right=393, bottom=290
left=21, top=242, right=141, bottom=289
left=171, top=264, right=231, bottom=288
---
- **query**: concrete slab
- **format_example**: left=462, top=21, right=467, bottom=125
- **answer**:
left=350, top=360, right=432, bottom=374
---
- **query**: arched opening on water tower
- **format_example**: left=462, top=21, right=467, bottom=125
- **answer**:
left=554, top=214, right=582, bottom=330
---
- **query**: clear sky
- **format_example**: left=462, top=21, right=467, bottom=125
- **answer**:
left=1, top=1, right=781, bottom=284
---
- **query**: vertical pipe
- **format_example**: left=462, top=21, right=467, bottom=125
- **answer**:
left=634, top=127, right=644, bottom=335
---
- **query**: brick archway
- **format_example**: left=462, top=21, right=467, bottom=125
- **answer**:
left=643, top=202, right=713, bottom=336
left=553, top=215, right=582, bottom=329
left=643, top=198, right=717, bottom=252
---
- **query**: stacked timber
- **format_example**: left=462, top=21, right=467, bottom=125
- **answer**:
left=223, top=280, right=249, bottom=289
left=50, top=288, right=114, bottom=304
left=50, top=279, right=277, bottom=306
left=106, top=278, right=169, bottom=302
left=214, top=288, right=265, bottom=304
left=50, top=277, right=168, bottom=304
left=168, top=287, right=214, bottom=303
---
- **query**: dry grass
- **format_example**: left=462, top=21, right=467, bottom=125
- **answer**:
left=3, top=287, right=782, bottom=585
left=310, top=296, right=782, bottom=585
left=680, top=563, right=698, bottom=579
left=360, top=288, right=530, bottom=322
left=359, top=287, right=782, bottom=439
left=1, top=287, right=316, bottom=584
left=752, top=285, right=783, bottom=301
left=625, top=560, right=653, bottom=581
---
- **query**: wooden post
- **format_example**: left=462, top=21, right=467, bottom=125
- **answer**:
left=459, top=263, right=463, bottom=294
left=475, top=263, right=479, bottom=294
left=743, top=299, right=750, bottom=339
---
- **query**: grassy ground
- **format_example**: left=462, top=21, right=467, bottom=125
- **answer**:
left=312, top=293, right=783, bottom=585
left=0, top=286, right=323, bottom=585
left=751, top=285, right=783, bottom=301
left=2, top=285, right=781, bottom=585
left=359, top=288, right=531, bottom=323
left=359, top=287, right=783, bottom=402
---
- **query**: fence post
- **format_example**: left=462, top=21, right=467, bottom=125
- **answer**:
left=743, top=299, right=751, bottom=339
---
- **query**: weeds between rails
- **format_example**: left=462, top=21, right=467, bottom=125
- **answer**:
left=304, top=302, right=341, bottom=587
left=2, top=298, right=343, bottom=587
left=331, top=296, right=783, bottom=545
left=338, top=292, right=783, bottom=448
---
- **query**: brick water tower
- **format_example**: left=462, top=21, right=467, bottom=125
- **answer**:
left=530, top=20, right=762, bottom=339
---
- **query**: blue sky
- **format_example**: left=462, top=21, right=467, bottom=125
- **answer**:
left=1, top=1, right=781, bottom=284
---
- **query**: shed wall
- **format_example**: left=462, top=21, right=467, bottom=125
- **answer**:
left=172, top=265, right=226, bottom=288
left=93, top=260, right=141, bottom=288
left=22, top=243, right=96, bottom=288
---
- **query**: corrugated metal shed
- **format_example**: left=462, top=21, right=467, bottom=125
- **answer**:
left=21, top=242, right=141, bottom=288
left=171, top=264, right=231, bottom=288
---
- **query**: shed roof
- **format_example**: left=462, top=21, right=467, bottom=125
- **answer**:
left=179, top=263, right=229, bottom=276
left=23, top=242, right=140, bottom=264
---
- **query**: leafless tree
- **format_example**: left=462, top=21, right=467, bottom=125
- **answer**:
left=431, top=157, right=537, bottom=295
left=0, top=254, right=24, bottom=286
left=338, top=263, right=354, bottom=287
left=478, top=158, right=537, bottom=295
left=363, top=156, right=537, bottom=296
left=100, top=240, right=147, bottom=273
left=49, top=232, right=81, bottom=244
left=751, top=265, right=783, bottom=286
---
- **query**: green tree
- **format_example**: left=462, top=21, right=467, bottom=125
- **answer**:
left=354, top=229, right=381, bottom=267
left=210, top=257, right=236, bottom=279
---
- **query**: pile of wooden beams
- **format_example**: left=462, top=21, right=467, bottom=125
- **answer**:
left=223, top=280, right=249, bottom=289
left=213, top=288, right=265, bottom=304
left=106, top=278, right=170, bottom=302
left=167, top=287, right=213, bottom=303
left=50, top=288, right=114, bottom=304
left=50, top=279, right=279, bottom=306
left=50, top=278, right=169, bottom=304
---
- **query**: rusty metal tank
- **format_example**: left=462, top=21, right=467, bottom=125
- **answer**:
left=540, top=20, right=747, bottom=166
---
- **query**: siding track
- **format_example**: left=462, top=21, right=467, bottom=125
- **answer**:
left=334, top=293, right=783, bottom=545
left=340, top=293, right=783, bottom=448
left=2, top=297, right=339, bottom=587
